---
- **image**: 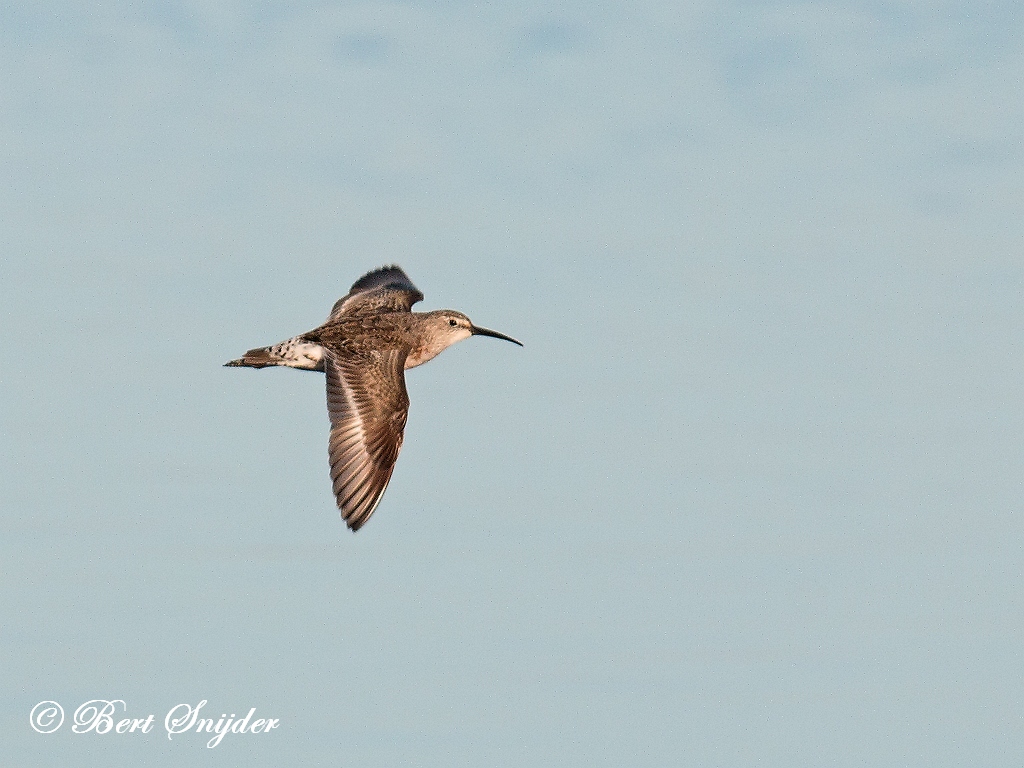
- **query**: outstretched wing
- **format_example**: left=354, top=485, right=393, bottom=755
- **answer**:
left=324, top=348, right=409, bottom=530
left=327, top=265, right=424, bottom=320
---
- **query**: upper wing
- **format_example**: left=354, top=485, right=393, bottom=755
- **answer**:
left=327, top=265, right=424, bottom=320
left=324, top=348, right=410, bottom=531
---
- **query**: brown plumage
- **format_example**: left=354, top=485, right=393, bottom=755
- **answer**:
left=226, top=266, right=522, bottom=531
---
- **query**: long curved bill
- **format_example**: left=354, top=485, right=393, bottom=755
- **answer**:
left=471, top=325, right=523, bottom=346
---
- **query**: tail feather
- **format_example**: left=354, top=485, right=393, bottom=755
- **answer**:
left=225, top=337, right=325, bottom=371
left=224, top=346, right=279, bottom=368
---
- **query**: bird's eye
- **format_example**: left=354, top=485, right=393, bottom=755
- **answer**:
left=449, top=319, right=458, bottom=327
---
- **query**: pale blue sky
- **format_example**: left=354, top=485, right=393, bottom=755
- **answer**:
left=3, top=2, right=1023, bottom=766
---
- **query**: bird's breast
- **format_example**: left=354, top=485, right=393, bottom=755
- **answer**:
left=404, top=345, right=436, bottom=369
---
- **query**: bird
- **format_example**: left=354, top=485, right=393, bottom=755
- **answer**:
left=225, top=266, right=522, bottom=531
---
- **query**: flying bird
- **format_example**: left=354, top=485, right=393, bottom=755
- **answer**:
left=226, top=266, right=522, bottom=531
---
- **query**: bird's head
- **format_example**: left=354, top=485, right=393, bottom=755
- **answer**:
left=407, top=310, right=522, bottom=368
left=435, top=311, right=523, bottom=348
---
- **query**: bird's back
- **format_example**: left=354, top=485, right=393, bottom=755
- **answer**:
left=303, top=311, right=418, bottom=362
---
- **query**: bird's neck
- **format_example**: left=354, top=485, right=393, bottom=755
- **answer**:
left=404, top=322, right=449, bottom=369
